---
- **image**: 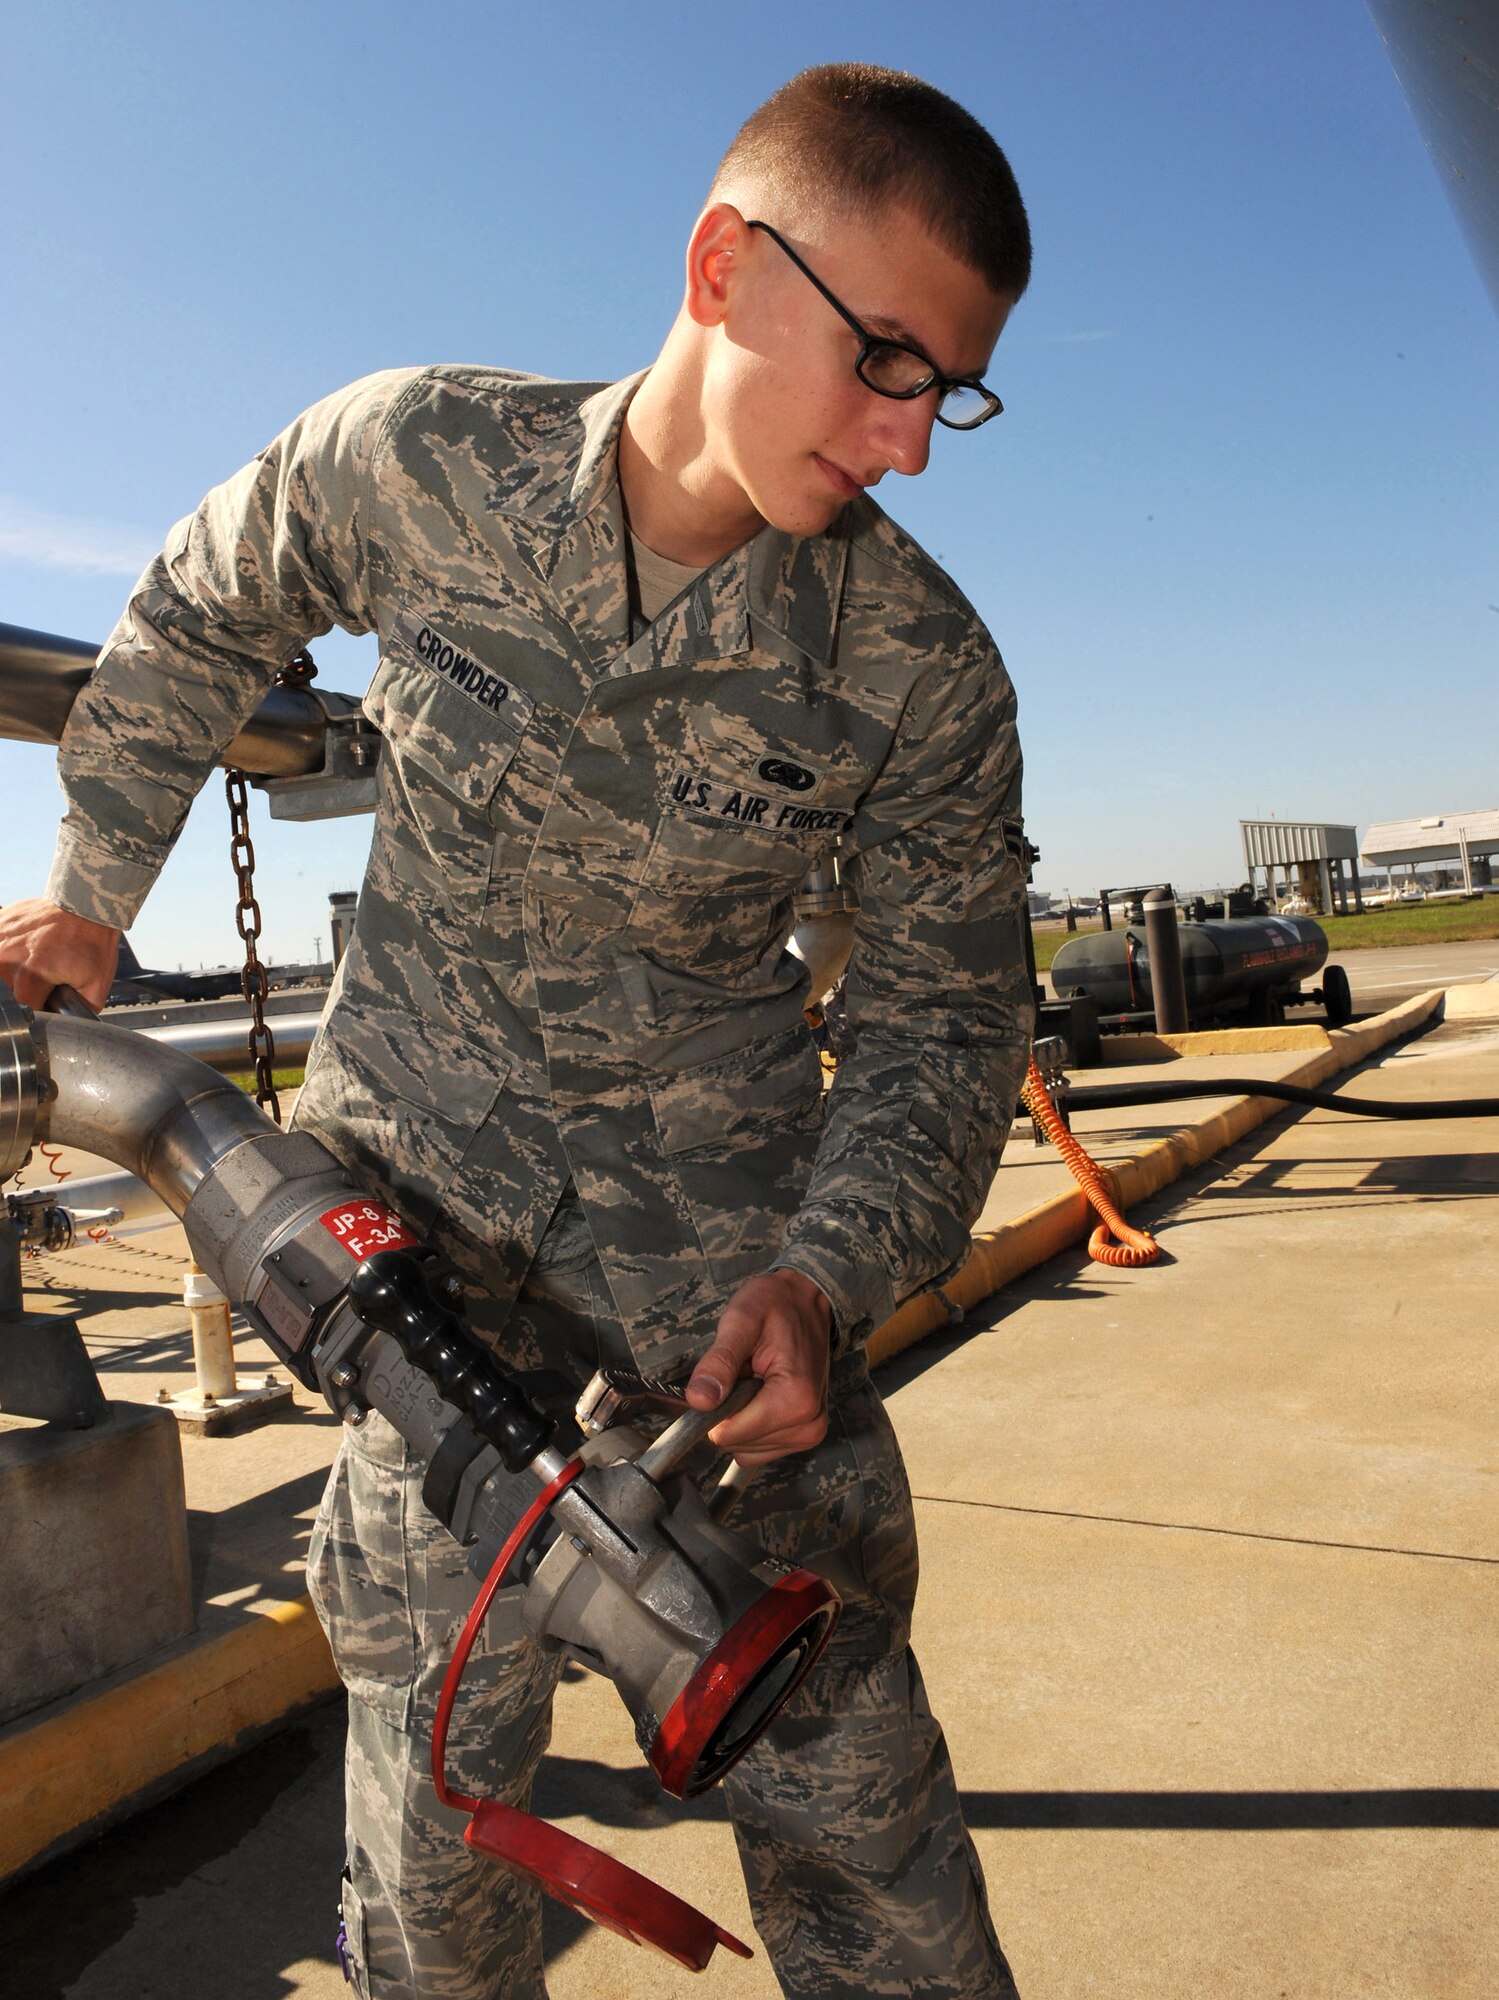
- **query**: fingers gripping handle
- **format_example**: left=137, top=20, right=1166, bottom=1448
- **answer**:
left=347, top=1249, right=555, bottom=1473
left=634, top=1380, right=760, bottom=1483
left=44, top=984, right=98, bottom=1019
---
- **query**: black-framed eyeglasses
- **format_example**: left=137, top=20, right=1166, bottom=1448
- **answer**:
left=747, top=219, right=1003, bottom=431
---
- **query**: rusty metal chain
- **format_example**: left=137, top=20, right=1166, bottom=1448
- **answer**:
left=223, top=650, right=320, bottom=1125
left=226, top=766, right=281, bottom=1125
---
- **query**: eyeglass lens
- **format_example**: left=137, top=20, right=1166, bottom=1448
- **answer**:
left=856, top=347, right=995, bottom=428
left=936, top=383, right=993, bottom=426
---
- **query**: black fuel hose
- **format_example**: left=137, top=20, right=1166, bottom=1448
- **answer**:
left=1063, top=1078, right=1499, bottom=1120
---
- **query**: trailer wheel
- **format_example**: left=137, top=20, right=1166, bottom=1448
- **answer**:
left=1321, top=963, right=1353, bottom=1027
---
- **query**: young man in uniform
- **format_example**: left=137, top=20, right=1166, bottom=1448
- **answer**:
left=0, top=64, right=1034, bottom=2000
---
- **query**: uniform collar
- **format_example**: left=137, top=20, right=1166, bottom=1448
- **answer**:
left=746, top=525, right=851, bottom=673
left=484, top=373, right=641, bottom=535
left=489, top=373, right=850, bottom=673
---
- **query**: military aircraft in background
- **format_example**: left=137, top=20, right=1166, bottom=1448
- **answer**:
left=106, top=937, right=245, bottom=1007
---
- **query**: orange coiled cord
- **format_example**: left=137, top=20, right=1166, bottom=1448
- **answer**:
left=1021, top=1056, right=1160, bottom=1268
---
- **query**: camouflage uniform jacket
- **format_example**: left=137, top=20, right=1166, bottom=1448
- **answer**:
left=47, top=368, right=1034, bottom=1376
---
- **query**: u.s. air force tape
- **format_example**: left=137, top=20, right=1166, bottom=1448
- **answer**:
left=393, top=611, right=536, bottom=731
left=666, top=770, right=853, bottom=835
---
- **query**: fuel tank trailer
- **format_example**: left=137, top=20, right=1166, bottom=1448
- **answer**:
left=1051, top=914, right=1351, bottom=1030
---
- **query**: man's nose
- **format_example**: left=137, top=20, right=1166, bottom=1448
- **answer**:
left=870, top=393, right=937, bottom=478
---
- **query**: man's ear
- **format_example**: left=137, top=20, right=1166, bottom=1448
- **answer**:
left=684, top=202, right=750, bottom=329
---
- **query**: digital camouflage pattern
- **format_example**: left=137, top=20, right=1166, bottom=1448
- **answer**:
left=48, top=365, right=1033, bottom=1369
left=310, top=1226, right=1018, bottom=1998
left=48, top=367, right=1033, bottom=1995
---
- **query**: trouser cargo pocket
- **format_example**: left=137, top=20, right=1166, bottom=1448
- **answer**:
left=307, top=1415, right=418, bottom=1728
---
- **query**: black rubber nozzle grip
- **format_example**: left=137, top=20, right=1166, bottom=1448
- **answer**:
left=347, top=1249, right=554, bottom=1472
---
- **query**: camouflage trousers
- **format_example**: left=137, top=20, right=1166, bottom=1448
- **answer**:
left=307, top=1192, right=1017, bottom=1999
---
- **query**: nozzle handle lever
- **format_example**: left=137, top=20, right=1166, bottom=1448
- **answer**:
left=348, top=1249, right=555, bottom=1473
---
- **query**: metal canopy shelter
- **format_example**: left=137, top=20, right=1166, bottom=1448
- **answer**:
left=1239, top=820, right=1363, bottom=915
left=1362, top=810, right=1499, bottom=891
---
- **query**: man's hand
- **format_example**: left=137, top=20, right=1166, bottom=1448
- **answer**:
left=686, top=1268, right=834, bottom=1467
left=0, top=900, right=120, bottom=1012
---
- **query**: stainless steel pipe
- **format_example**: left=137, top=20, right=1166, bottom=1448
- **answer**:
left=30, top=1012, right=275, bottom=1217
left=0, top=991, right=320, bottom=1244
left=0, top=621, right=360, bottom=779
left=0, top=989, right=41, bottom=1186
left=139, top=1010, right=321, bottom=1073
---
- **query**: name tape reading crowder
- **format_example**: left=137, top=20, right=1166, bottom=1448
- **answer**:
left=394, top=611, right=537, bottom=729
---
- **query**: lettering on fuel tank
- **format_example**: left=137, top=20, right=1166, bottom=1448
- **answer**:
left=319, top=1200, right=420, bottom=1260
left=667, top=770, right=851, bottom=835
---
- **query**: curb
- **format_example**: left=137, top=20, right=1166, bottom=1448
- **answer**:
left=867, top=988, right=1446, bottom=1370
left=1102, top=1023, right=1332, bottom=1061
left=1440, top=981, right=1499, bottom=1021
left=0, top=1596, right=337, bottom=1885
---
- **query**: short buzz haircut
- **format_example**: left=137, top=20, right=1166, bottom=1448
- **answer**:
left=710, top=64, right=1031, bottom=301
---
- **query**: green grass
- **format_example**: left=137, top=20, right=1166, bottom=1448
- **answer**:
left=1031, top=924, right=1104, bottom=972
left=224, top=1066, right=306, bottom=1095
left=1030, top=897, right=1499, bottom=971
left=1309, top=900, right=1499, bottom=951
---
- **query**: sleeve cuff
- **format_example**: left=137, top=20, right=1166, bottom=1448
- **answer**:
left=45, top=830, right=165, bottom=931
left=769, top=1223, right=899, bottom=1360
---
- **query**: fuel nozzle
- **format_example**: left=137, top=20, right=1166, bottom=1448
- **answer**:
left=327, top=1257, right=843, bottom=1967
left=339, top=1250, right=841, bottom=1803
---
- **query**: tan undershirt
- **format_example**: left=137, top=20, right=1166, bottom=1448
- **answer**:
left=629, top=531, right=705, bottom=633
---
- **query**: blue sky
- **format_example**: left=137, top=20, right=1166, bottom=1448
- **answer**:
left=2, top=0, right=1495, bottom=967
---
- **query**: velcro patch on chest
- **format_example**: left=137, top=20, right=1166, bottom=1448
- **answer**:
left=665, top=769, right=853, bottom=837
left=393, top=611, right=536, bottom=733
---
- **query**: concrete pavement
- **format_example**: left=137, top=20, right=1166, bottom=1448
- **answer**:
left=1318, top=937, right=1499, bottom=1016
left=534, top=1007, right=1499, bottom=1999
left=893, top=1015, right=1498, bottom=1998
left=2, top=1000, right=1495, bottom=1997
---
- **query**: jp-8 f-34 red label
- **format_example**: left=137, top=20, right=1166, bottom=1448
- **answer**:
left=319, top=1200, right=419, bottom=1260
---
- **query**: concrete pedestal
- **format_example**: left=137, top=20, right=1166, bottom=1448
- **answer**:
left=0, top=1403, right=193, bottom=1727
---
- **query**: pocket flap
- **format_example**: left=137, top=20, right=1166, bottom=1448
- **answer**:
left=650, top=1030, right=823, bottom=1157
left=366, top=643, right=534, bottom=812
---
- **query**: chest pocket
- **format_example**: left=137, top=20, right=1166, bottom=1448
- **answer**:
left=365, top=646, right=537, bottom=929
left=629, top=710, right=868, bottom=977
